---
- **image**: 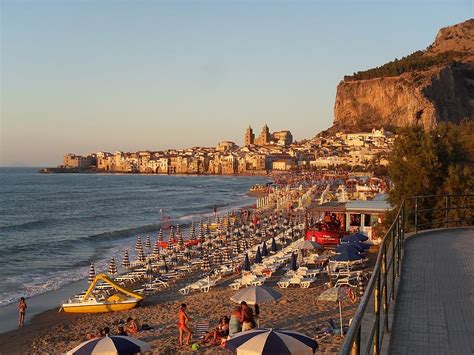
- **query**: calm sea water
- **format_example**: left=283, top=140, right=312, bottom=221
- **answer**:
left=0, top=168, right=266, bottom=307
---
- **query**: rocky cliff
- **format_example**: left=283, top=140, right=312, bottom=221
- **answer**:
left=332, top=19, right=474, bottom=132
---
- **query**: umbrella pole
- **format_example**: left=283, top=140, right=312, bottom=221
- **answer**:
left=339, top=300, right=344, bottom=338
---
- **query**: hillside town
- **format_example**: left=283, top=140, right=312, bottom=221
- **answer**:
left=57, top=125, right=394, bottom=174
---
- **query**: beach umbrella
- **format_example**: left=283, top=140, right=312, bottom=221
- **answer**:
left=137, top=248, right=146, bottom=262
left=176, top=224, right=181, bottom=236
left=225, top=328, right=318, bottom=355
left=336, top=243, right=365, bottom=254
left=271, top=237, right=278, bottom=252
left=177, top=227, right=184, bottom=249
left=67, top=336, right=151, bottom=355
left=167, top=239, right=174, bottom=251
left=122, top=250, right=130, bottom=269
left=298, top=240, right=322, bottom=251
left=158, top=229, right=164, bottom=242
left=318, top=286, right=354, bottom=337
left=144, top=235, right=151, bottom=249
left=213, top=251, right=222, bottom=266
left=190, top=222, right=196, bottom=241
left=223, top=248, right=231, bottom=262
left=255, top=247, right=263, bottom=264
left=232, top=242, right=240, bottom=256
left=330, top=248, right=363, bottom=262
left=169, top=226, right=175, bottom=243
left=290, top=252, right=297, bottom=271
left=152, top=239, right=161, bottom=257
left=242, top=253, right=251, bottom=272
left=108, top=257, right=117, bottom=276
left=341, top=234, right=368, bottom=244
left=261, top=241, right=269, bottom=257
left=230, top=286, right=281, bottom=305
left=135, top=236, right=143, bottom=252
left=87, top=263, right=95, bottom=283
left=198, top=221, right=204, bottom=240
left=202, top=254, right=211, bottom=271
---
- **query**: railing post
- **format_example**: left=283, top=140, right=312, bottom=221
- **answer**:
left=391, top=227, right=396, bottom=299
left=351, top=326, right=361, bottom=355
left=382, top=245, right=389, bottom=333
left=373, top=272, right=381, bottom=355
left=414, top=197, right=418, bottom=233
left=445, top=195, right=449, bottom=228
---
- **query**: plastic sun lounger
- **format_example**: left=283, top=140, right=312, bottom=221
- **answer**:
left=277, top=278, right=290, bottom=288
left=229, top=280, right=242, bottom=290
left=194, top=320, right=210, bottom=340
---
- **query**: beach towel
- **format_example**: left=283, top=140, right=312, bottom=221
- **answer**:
left=194, top=320, right=209, bottom=340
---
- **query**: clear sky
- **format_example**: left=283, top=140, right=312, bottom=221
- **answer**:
left=1, top=0, right=472, bottom=166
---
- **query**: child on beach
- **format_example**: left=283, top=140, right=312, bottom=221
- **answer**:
left=125, top=317, right=139, bottom=335
left=18, top=297, right=27, bottom=327
left=178, top=303, right=191, bottom=346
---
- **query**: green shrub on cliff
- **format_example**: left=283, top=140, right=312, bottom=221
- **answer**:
left=345, top=50, right=465, bottom=81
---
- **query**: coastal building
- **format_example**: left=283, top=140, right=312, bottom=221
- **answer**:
left=247, top=124, right=294, bottom=147
left=244, top=126, right=255, bottom=146
left=63, top=154, right=96, bottom=169
left=216, top=141, right=238, bottom=152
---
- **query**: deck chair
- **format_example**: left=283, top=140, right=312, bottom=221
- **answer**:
left=194, top=320, right=210, bottom=340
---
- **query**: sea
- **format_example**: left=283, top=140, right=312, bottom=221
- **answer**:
left=0, top=168, right=266, bottom=311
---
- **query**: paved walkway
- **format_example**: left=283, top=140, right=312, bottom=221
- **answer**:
left=389, top=228, right=474, bottom=354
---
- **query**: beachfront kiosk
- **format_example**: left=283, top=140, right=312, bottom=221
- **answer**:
left=308, top=199, right=392, bottom=244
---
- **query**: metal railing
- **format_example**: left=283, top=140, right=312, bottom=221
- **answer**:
left=339, top=194, right=473, bottom=355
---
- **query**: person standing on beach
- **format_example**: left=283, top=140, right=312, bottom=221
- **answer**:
left=18, top=297, right=27, bottom=327
left=178, top=303, right=191, bottom=346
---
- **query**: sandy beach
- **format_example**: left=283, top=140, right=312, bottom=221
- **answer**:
left=0, top=265, right=356, bottom=354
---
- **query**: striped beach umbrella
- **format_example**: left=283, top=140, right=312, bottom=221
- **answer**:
left=225, top=328, right=318, bottom=354
left=67, top=336, right=151, bottom=355
left=135, top=236, right=143, bottom=252
left=144, top=235, right=151, bottom=249
left=201, top=254, right=211, bottom=271
left=190, top=222, right=196, bottom=241
left=223, top=248, right=231, bottom=262
left=158, top=229, right=164, bottom=242
left=213, top=251, right=222, bottom=266
left=230, top=286, right=282, bottom=305
left=177, top=227, right=184, bottom=249
left=176, top=224, right=181, bottom=238
left=122, top=250, right=130, bottom=269
left=169, top=226, right=175, bottom=243
left=232, top=242, right=240, bottom=256
left=137, top=248, right=146, bottom=262
left=87, top=263, right=95, bottom=283
left=152, top=239, right=161, bottom=257
left=108, top=257, right=117, bottom=276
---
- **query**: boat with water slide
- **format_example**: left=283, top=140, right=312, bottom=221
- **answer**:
left=60, top=274, right=143, bottom=313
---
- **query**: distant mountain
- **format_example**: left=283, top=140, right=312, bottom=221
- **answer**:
left=330, top=19, right=474, bottom=132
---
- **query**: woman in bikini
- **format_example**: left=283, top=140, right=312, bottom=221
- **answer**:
left=18, top=297, right=27, bottom=327
left=178, top=303, right=191, bottom=346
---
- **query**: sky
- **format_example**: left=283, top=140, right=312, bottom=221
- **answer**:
left=1, top=0, right=472, bottom=166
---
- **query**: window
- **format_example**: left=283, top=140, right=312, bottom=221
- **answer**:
left=364, top=214, right=372, bottom=227
left=350, top=214, right=361, bottom=227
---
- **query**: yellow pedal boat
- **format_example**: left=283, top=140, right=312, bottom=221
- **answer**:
left=61, top=274, right=143, bottom=314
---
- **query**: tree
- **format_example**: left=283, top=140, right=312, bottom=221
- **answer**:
left=387, top=122, right=473, bottom=229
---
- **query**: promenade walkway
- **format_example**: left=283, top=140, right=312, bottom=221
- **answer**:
left=389, top=228, right=474, bottom=354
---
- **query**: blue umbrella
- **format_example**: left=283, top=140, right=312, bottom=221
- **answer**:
left=336, top=243, right=365, bottom=254
left=255, top=247, right=263, bottom=264
left=330, top=248, right=363, bottom=261
left=290, top=252, right=297, bottom=271
left=261, top=241, right=269, bottom=257
left=350, top=232, right=368, bottom=241
left=271, top=237, right=278, bottom=252
left=243, top=253, right=251, bottom=271
left=341, top=234, right=368, bottom=243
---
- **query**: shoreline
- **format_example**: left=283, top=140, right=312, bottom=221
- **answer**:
left=39, top=168, right=272, bottom=176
